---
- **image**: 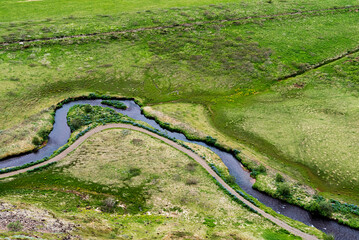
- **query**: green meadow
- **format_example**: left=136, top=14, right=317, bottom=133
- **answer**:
left=1, top=0, right=359, bottom=233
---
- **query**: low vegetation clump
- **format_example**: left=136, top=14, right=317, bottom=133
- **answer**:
left=31, top=126, right=53, bottom=147
left=67, top=104, right=122, bottom=132
left=31, top=136, right=42, bottom=146
left=276, top=183, right=292, bottom=199
left=101, top=100, right=127, bottom=109
left=185, top=178, right=198, bottom=185
left=130, top=138, right=144, bottom=146
left=276, top=173, right=285, bottom=183
left=185, top=162, right=197, bottom=172
left=323, top=234, right=335, bottom=240
left=251, top=164, right=267, bottom=178
left=101, top=197, right=117, bottom=213
left=203, top=217, right=216, bottom=228
left=7, top=221, right=23, bottom=232
left=308, top=198, right=333, bottom=218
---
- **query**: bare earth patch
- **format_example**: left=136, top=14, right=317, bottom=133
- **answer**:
left=0, top=202, right=74, bottom=234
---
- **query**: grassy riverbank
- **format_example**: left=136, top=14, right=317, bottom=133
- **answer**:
left=0, top=107, right=54, bottom=160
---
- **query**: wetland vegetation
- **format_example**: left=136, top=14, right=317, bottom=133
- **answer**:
left=1, top=0, right=359, bottom=238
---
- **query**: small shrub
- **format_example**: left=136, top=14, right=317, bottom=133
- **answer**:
left=173, top=174, right=181, bottom=181
left=128, top=167, right=141, bottom=178
left=101, top=197, right=117, bottom=213
left=308, top=200, right=333, bottom=217
left=251, top=164, right=266, bottom=177
left=275, top=173, right=285, bottom=183
left=84, top=104, right=92, bottom=113
left=257, top=164, right=266, bottom=173
left=203, top=217, right=216, bottom=227
left=323, top=234, right=335, bottom=240
left=233, top=149, right=241, bottom=155
left=32, top=136, right=42, bottom=146
left=250, top=170, right=259, bottom=178
left=169, top=206, right=183, bottom=212
left=122, top=167, right=141, bottom=181
left=109, top=232, right=117, bottom=239
left=69, top=118, right=84, bottom=131
left=205, top=136, right=217, bottom=145
left=7, top=221, right=23, bottom=232
left=186, top=178, right=198, bottom=185
left=121, top=129, right=131, bottom=136
left=131, top=138, right=143, bottom=145
left=185, top=162, right=197, bottom=172
left=37, top=127, right=50, bottom=140
left=225, top=175, right=236, bottom=185
left=276, top=183, right=291, bottom=198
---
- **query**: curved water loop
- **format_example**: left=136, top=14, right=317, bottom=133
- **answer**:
left=0, top=99, right=358, bottom=240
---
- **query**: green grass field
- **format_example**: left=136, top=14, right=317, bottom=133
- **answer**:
left=1, top=0, right=359, bottom=229
left=2, top=0, right=357, bottom=22
left=0, top=128, right=311, bottom=239
left=1, top=0, right=358, bottom=43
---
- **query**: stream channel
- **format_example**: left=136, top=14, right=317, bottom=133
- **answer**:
left=1, top=99, right=358, bottom=240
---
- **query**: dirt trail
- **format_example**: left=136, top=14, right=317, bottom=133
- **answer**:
left=0, top=124, right=319, bottom=240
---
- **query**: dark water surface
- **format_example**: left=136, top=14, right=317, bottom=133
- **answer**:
left=1, top=99, right=358, bottom=240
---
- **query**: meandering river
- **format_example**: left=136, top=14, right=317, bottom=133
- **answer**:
left=0, top=99, right=358, bottom=240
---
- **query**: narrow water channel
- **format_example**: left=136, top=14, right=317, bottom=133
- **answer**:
left=1, top=99, right=358, bottom=240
